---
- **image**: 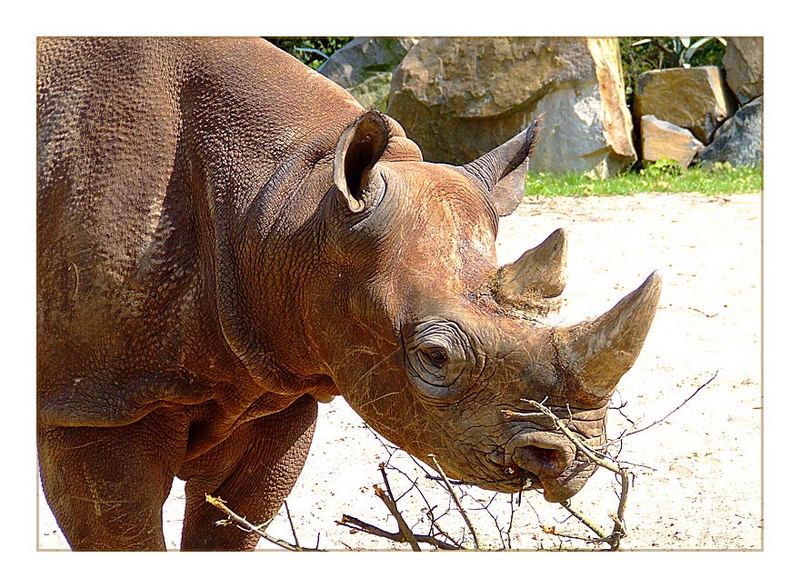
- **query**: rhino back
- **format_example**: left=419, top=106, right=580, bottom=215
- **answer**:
left=37, top=37, right=363, bottom=427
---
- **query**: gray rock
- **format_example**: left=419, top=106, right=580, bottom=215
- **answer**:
left=346, top=72, right=394, bottom=112
left=318, top=38, right=417, bottom=110
left=640, top=115, right=704, bottom=168
left=634, top=66, right=737, bottom=144
left=723, top=37, right=763, bottom=106
left=699, top=97, right=762, bottom=167
left=387, top=37, right=636, bottom=178
left=528, top=82, right=634, bottom=177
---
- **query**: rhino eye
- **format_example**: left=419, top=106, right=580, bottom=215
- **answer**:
left=421, top=346, right=448, bottom=369
left=404, top=318, right=477, bottom=402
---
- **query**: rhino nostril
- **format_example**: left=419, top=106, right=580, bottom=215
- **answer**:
left=534, top=447, right=560, bottom=464
left=507, top=430, right=577, bottom=481
left=514, top=444, right=571, bottom=478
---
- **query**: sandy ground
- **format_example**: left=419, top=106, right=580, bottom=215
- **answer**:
left=37, top=192, right=762, bottom=551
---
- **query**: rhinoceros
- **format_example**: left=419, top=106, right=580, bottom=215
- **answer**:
left=37, top=37, right=661, bottom=551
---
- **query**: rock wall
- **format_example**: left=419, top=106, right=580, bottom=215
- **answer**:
left=318, top=37, right=417, bottom=110
left=385, top=37, right=636, bottom=178
left=722, top=37, right=763, bottom=106
left=318, top=36, right=763, bottom=173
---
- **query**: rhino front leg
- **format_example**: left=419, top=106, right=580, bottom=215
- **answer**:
left=179, top=394, right=318, bottom=550
left=38, top=409, right=186, bottom=551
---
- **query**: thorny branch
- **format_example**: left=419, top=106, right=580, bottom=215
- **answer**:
left=376, top=463, right=421, bottom=550
left=336, top=459, right=461, bottom=550
left=532, top=371, right=716, bottom=549
left=383, top=460, right=457, bottom=542
left=337, top=514, right=460, bottom=550
left=365, top=426, right=468, bottom=545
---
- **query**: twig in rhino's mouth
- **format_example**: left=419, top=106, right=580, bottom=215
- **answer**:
left=518, top=399, right=607, bottom=419
left=521, top=397, right=630, bottom=550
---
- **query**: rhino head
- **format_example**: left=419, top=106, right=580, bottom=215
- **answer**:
left=305, top=111, right=660, bottom=503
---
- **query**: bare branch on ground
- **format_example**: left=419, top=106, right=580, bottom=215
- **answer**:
left=337, top=514, right=460, bottom=550
left=376, top=462, right=421, bottom=550
left=428, top=453, right=483, bottom=550
left=205, top=494, right=324, bottom=551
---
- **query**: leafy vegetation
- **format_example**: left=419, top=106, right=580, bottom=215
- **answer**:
left=263, top=37, right=353, bottom=70
left=525, top=161, right=762, bottom=197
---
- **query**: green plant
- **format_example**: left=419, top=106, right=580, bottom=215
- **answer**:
left=525, top=163, right=762, bottom=197
left=640, top=159, right=684, bottom=178
left=619, top=37, right=727, bottom=104
left=635, top=37, right=726, bottom=68
left=263, top=37, right=353, bottom=70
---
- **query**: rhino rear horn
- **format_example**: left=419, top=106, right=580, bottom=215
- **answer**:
left=556, top=272, right=662, bottom=400
left=461, top=116, right=542, bottom=216
left=493, top=228, right=568, bottom=305
left=334, top=111, right=390, bottom=213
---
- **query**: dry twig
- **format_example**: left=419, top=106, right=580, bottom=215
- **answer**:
left=520, top=399, right=630, bottom=550
left=337, top=459, right=470, bottom=550
left=428, top=454, right=483, bottom=550
left=337, top=514, right=460, bottom=550
left=688, top=307, right=719, bottom=318
left=621, top=371, right=718, bottom=438
left=205, top=494, right=324, bottom=551
left=376, top=462, right=421, bottom=550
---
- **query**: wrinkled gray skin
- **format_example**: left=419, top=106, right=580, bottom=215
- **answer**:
left=37, top=37, right=661, bottom=551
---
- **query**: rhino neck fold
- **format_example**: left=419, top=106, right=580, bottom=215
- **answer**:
left=206, top=156, right=337, bottom=396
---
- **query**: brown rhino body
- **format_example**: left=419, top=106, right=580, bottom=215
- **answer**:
left=37, top=37, right=660, bottom=550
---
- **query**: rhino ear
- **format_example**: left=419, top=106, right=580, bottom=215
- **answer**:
left=334, top=111, right=390, bottom=213
left=462, top=116, right=542, bottom=216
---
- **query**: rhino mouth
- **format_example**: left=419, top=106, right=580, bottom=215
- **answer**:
left=478, top=417, right=605, bottom=502
left=482, top=454, right=599, bottom=503
left=507, top=431, right=584, bottom=502
left=509, top=456, right=600, bottom=503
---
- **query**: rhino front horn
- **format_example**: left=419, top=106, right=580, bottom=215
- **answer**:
left=556, top=271, right=662, bottom=399
left=493, top=228, right=567, bottom=307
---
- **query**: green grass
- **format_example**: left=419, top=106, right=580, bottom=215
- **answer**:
left=525, top=161, right=763, bottom=197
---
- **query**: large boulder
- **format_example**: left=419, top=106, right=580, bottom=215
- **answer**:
left=640, top=115, right=704, bottom=168
left=722, top=37, right=763, bottom=106
left=633, top=66, right=737, bottom=144
left=318, top=37, right=417, bottom=110
left=386, top=37, right=637, bottom=178
left=699, top=96, right=762, bottom=167
left=346, top=71, right=395, bottom=112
